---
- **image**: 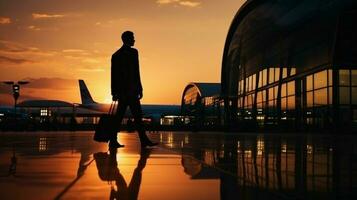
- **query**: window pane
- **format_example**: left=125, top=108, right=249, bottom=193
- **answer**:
left=329, top=87, right=333, bottom=105
left=269, top=68, right=275, bottom=84
left=258, top=71, right=262, bottom=88
left=275, top=68, right=280, bottom=82
left=249, top=76, right=253, bottom=91
left=252, top=74, right=256, bottom=91
left=307, top=75, right=313, bottom=91
left=290, top=68, right=296, bottom=76
left=328, top=69, right=333, bottom=86
left=268, top=100, right=275, bottom=108
left=287, top=81, right=295, bottom=96
left=314, top=88, right=328, bottom=106
left=281, top=83, right=287, bottom=97
left=339, top=87, right=350, bottom=104
left=247, top=95, right=251, bottom=106
left=269, top=87, right=274, bottom=100
left=314, top=70, right=328, bottom=89
left=352, top=70, right=357, bottom=86
left=287, top=96, right=295, bottom=110
left=245, top=77, right=249, bottom=92
left=307, top=91, right=313, bottom=107
left=274, top=86, right=279, bottom=99
left=352, top=87, right=357, bottom=104
left=257, top=91, right=262, bottom=103
left=262, top=69, right=267, bottom=86
left=339, top=70, right=350, bottom=86
left=282, top=68, right=287, bottom=79
left=281, top=97, right=287, bottom=111
left=262, top=90, right=266, bottom=102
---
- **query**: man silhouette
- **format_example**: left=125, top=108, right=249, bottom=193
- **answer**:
left=110, top=31, right=158, bottom=148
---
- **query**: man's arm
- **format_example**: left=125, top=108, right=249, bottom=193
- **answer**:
left=111, top=55, right=119, bottom=99
left=134, top=49, right=143, bottom=99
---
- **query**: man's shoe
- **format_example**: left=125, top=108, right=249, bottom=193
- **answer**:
left=141, top=141, right=158, bottom=148
left=109, top=141, right=125, bottom=148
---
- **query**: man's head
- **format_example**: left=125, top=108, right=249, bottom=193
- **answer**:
left=121, top=31, right=135, bottom=46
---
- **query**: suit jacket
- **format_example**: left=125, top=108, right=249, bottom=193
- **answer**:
left=111, top=45, right=143, bottom=99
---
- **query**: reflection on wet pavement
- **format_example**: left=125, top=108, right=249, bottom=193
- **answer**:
left=0, top=131, right=356, bottom=199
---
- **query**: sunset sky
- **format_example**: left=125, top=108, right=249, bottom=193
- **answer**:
left=0, top=0, right=244, bottom=105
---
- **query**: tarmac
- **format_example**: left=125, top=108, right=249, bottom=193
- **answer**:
left=0, top=131, right=356, bottom=199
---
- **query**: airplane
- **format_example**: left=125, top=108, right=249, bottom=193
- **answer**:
left=78, top=80, right=181, bottom=122
left=0, top=105, right=28, bottom=118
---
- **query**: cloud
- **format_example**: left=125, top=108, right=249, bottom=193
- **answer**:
left=28, top=25, right=41, bottom=31
left=0, top=40, right=57, bottom=59
left=0, top=55, right=33, bottom=64
left=62, top=49, right=90, bottom=57
left=156, top=0, right=201, bottom=7
left=157, top=0, right=180, bottom=4
left=179, top=1, right=201, bottom=7
left=0, top=17, right=11, bottom=24
left=0, top=40, right=38, bottom=53
left=62, top=49, right=86, bottom=53
left=82, top=58, right=100, bottom=64
left=32, top=13, right=65, bottom=19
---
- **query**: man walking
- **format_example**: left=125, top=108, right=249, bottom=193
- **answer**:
left=110, top=31, right=158, bottom=148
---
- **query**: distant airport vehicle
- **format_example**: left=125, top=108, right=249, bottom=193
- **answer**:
left=78, top=80, right=181, bottom=122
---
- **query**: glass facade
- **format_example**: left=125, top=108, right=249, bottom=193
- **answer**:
left=181, top=83, right=222, bottom=127
left=221, top=0, right=357, bottom=131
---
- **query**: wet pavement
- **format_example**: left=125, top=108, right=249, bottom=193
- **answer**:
left=0, top=131, right=356, bottom=200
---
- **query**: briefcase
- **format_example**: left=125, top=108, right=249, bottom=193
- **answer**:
left=94, top=101, right=117, bottom=142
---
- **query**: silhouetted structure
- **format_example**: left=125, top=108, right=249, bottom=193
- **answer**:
left=221, top=0, right=357, bottom=132
left=181, top=82, right=222, bottom=129
left=111, top=31, right=157, bottom=147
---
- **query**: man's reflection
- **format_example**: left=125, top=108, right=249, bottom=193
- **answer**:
left=8, top=146, right=17, bottom=176
left=94, top=148, right=151, bottom=200
left=76, top=147, right=92, bottom=177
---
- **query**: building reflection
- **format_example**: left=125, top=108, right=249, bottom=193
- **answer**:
left=161, top=132, right=357, bottom=199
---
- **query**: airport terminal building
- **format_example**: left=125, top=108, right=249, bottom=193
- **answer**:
left=221, top=0, right=357, bottom=131
left=181, top=83, right=221, bottom=127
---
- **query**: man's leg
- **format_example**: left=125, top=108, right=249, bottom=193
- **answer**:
left=110, top=101, right=128, bottom=147
left=129, top=98, right=157, bottom=146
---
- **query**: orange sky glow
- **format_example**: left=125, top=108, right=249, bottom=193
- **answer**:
left=0, top=0, right=244, bottom=105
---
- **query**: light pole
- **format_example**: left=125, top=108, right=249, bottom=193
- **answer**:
left=2, top=81, right=30, bottom=116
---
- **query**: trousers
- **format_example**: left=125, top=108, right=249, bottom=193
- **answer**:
left=111, top=98, right=149, bottom=143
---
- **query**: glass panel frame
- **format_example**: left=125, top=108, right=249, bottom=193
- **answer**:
left=339, top=86, right=350, bottom=104
left=314, top=70, right=328, bottom=89
left=339, top=70, right=350, bottom=86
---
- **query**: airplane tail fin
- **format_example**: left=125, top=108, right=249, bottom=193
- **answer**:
left=79, top=80, right=96, bottom=104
